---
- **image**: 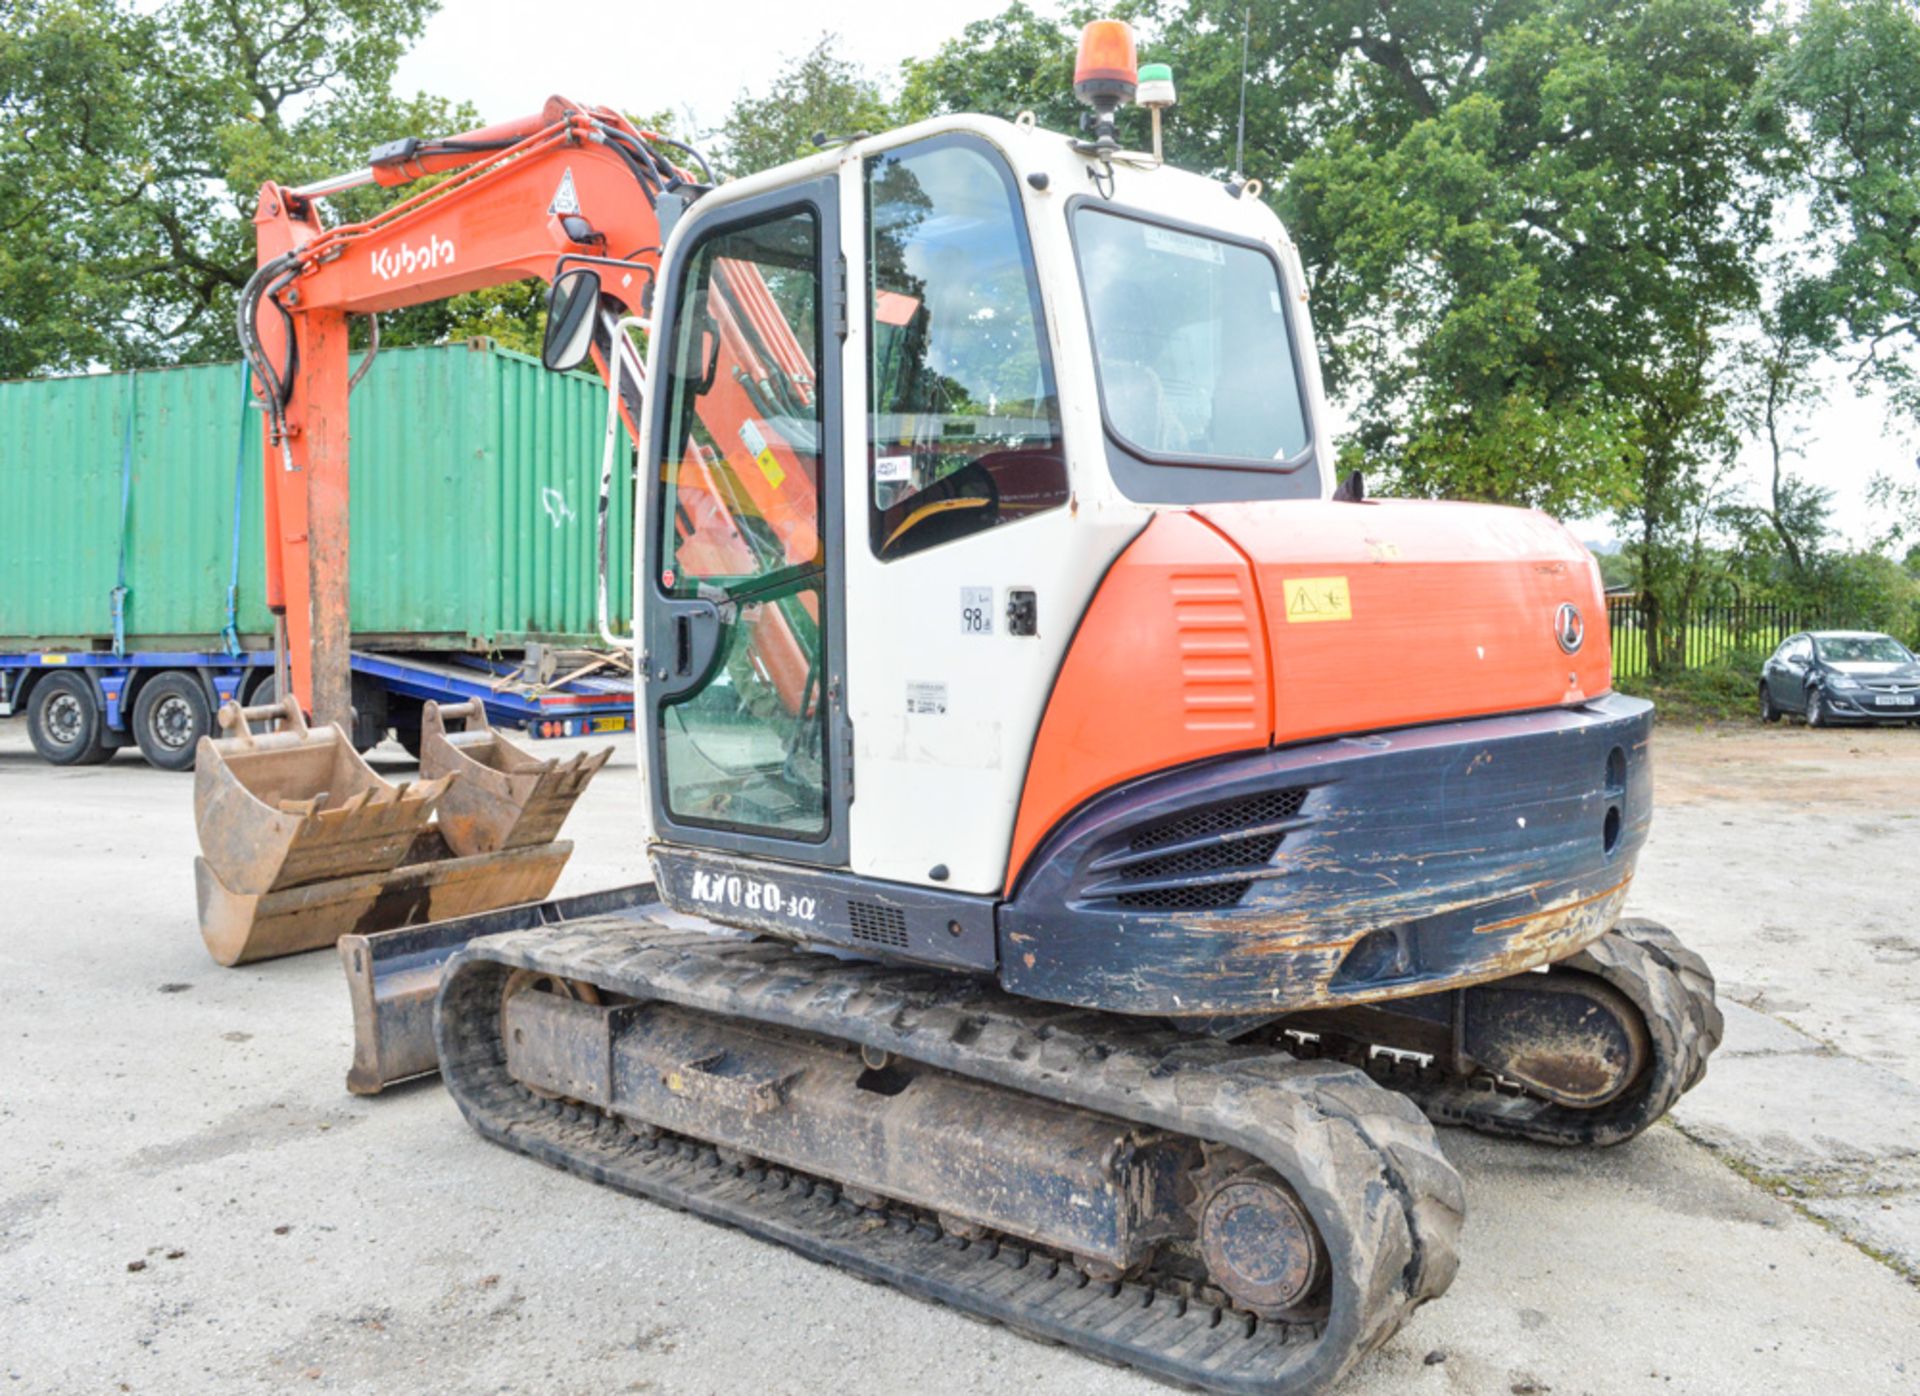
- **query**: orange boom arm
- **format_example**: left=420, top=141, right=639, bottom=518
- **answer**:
left=244, top=95, right=818, bottom=728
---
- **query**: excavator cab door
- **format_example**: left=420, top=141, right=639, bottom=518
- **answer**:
left=643, top=178, right=850, bottom=865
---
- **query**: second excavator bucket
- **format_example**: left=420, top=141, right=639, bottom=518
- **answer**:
left=194, top=697, right=450, bottom=896
left=192, top=697, right=587, bottom=968
left=418, top=700, right=611, bottom=856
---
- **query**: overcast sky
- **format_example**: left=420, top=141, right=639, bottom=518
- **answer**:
left=394, top=0, right=1915, bottom=546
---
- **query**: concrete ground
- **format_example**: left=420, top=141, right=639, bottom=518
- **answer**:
left=2, top=716, right=1918, bottom=1395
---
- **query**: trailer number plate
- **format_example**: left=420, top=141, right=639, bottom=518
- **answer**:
left=591, top=715, right=629, bottom=731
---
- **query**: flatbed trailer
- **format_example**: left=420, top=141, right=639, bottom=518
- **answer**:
left=0, top=646, right=632, bottom=769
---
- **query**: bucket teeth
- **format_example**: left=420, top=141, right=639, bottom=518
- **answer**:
left=419, top=699, right=613, bottom=857
left=195, top=698, right=442, bottom=897
left=191, top=695, right=596, bottom=967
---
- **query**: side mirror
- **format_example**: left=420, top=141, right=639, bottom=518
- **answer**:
left=542, top=268, right=602, bottom=373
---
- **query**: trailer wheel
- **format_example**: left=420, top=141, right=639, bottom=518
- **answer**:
left=131, top=672, right=213, bottom=771
left=27, top=672, right=114, bottom=766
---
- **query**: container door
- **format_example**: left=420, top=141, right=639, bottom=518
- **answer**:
left=643, top=179, right=849, bottom=865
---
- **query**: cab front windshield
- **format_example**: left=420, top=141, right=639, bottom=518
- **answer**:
left=1074, top=207, right=1311, bottom=467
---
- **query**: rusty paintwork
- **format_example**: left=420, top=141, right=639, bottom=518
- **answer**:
left=998, top=694, right=1652, bottom=1017
left=196, top=830, right=571, bottom=966
left=194, top=697, right=449, bottom=896
left=419, top=700, right=611, bottom=856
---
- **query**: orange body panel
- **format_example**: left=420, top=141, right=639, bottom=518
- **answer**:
left=1003, top=513, right=1271, bottom=890
left=1005, top=500, right=1612, bottom=894
left=1199, top=499, right=1611, bottom=746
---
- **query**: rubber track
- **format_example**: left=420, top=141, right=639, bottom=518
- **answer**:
left=435, top=922, right=1465, bottom=1395
left=1350, top=919, right=1724, bottom=1147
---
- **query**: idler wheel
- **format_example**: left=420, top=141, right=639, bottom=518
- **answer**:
left=1197, top=1167, right=1328, bottom=1320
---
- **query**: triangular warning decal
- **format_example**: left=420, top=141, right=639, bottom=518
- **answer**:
left=1281, top=576, right=1353, bottom=623
left=549, top=167, right=581, bottom=216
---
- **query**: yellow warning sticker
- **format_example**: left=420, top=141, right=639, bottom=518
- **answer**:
left=1282, top=576, right=1353, bottom=623
left=754, top=447, right=785, bottom=488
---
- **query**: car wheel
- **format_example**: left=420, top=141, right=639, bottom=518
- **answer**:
left=26, top=671, right=114, bottom=766
left=1806, top=687, right=1827, bottom=728
left=131, top=672, right=213, bottom=772
left=1759, top=683, right=1780, bottom=723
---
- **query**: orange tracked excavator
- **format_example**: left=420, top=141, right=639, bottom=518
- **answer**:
left=206, top=27, right=1723, bottom=1394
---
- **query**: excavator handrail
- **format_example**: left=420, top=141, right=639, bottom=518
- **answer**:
left=596, top=312, right=651, bottom=652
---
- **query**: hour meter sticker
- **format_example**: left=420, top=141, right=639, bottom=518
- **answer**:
left=1283, top=576, right=1353, bottom=622
left=960, top=587, right=994, bottom=635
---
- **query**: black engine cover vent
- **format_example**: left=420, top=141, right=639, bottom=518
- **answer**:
left=1083, top=788, right=1312, bottom=911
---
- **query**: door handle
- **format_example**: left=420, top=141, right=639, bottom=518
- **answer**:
left=654, top=599, right=724, bottom=700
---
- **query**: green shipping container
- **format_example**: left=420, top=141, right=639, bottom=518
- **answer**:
left=0, top=340, right=633, bottom=651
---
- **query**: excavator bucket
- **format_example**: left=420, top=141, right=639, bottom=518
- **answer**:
left=419, top=700, right=612, bottom=856
left=195, top=697, right=448, bottom=895
left=192, top=697, right=573, bottom=967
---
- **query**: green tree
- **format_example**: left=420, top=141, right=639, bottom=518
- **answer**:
left=1764, top=0, right=1920, bottom=421
left=716, top=34, right=895, bottom=177
left=0, top=0, right=475, bottom=373
left=0, top=0, right=145, bottom=375
left=896, top=3, right=1083, bottom=130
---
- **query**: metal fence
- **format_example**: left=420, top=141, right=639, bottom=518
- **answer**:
left=1605, top=597, right=1842, bottom=678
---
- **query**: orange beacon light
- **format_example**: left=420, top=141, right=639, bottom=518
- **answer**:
left=1074, top=20, right=1140, bottom=104
left=1074, top=20, right=1139, bottom=156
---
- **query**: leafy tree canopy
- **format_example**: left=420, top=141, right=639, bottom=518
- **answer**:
left=715, top=35, right=894, bottom=177
left=1763, top=0, right=1920, bottom=420
left=1, top=0, right=470, bottom=373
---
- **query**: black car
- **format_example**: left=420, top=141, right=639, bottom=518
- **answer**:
left=1759, top=630, right=1920, bottom=726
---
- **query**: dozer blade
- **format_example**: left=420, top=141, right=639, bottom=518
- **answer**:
left=196, top=831, right=573, bottom=966
left=419, top=700, right=612, bottom=857
left=338, top=882, right=661, bottom=1095
left=194, top=697, right=450, bottom=895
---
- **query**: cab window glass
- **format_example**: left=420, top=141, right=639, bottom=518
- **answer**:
left=1075, top=207, right=1310, bottom=467
left=655, top=207, right=828, bottom=838
left=865, top=135, right=1066, bottom=560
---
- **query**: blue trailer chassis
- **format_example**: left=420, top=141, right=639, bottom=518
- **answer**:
left=0, top=649, right=633, bottom=742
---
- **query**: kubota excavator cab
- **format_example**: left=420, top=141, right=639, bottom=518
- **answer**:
left=557, top=107, right=1669, bottom=1041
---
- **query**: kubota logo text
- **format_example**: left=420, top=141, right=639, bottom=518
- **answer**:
left=370, top=235, right=455, bottom=281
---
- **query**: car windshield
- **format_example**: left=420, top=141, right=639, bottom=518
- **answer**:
left=1817, top=635, right=1912, bottom=664
left=1074, top=208, right=1311, bottom=466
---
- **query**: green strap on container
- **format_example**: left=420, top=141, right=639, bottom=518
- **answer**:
left=110, top=373, right=135, bottom=655
left=222, top=363, right=250, bottom=657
